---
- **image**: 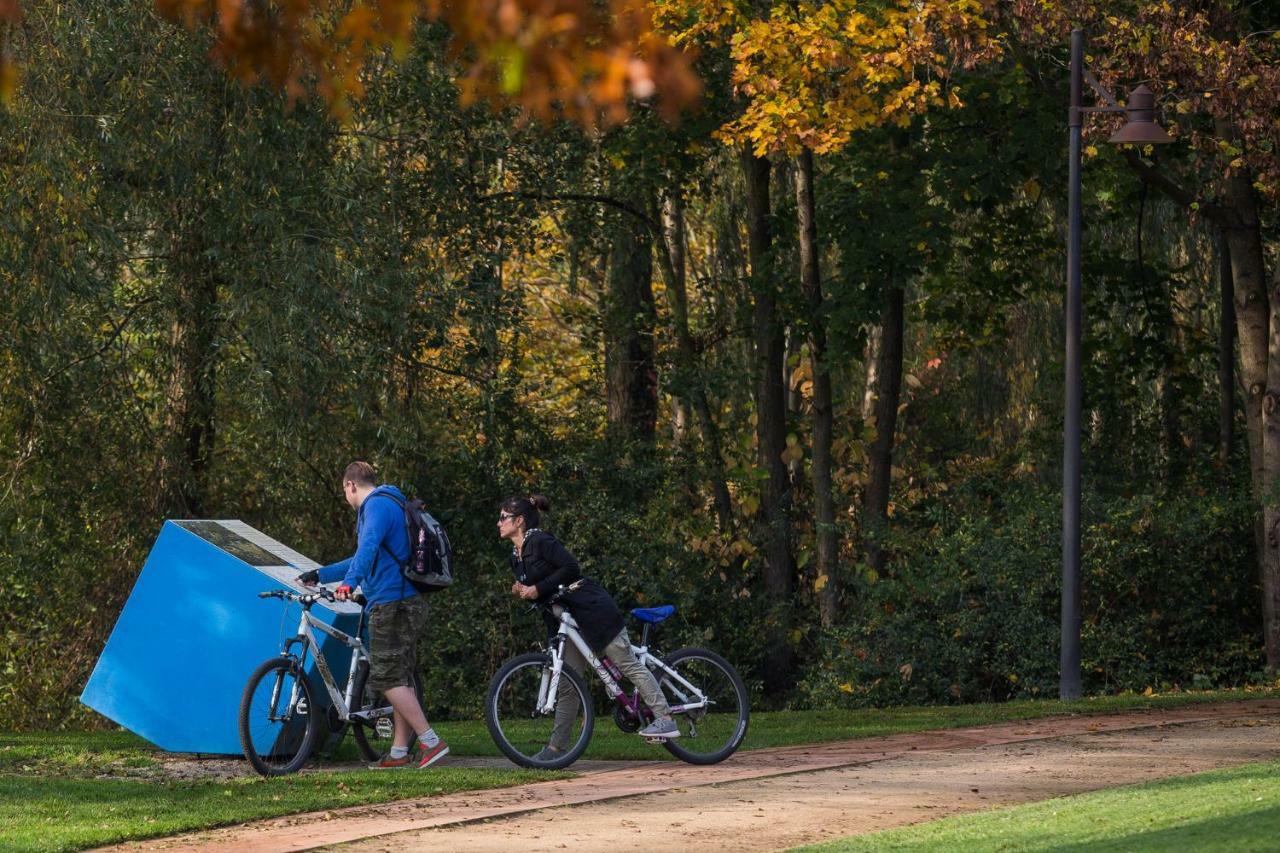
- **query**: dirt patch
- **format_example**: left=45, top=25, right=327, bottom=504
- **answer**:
left=101, top=699, right=1280, bottom=852
left=350, top=716, right=1280, bottom=852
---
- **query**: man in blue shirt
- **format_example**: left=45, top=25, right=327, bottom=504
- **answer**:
left=298, top=461, right=448, bottom=768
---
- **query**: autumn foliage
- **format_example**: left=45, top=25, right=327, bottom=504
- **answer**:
left=6, top=0, right=700, bottom=124
left=1012, top=0, right=1280, bottom=199
left=656, top=0, right=1000, bottom=156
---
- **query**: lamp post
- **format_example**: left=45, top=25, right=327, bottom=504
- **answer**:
left=1061, top=28, right=1172, bottom=701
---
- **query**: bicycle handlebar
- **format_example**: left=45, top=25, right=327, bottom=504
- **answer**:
left=258, top=588, right=367, bottom=606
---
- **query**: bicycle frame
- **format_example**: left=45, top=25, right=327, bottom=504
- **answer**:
left=539, top=606, right=710, bottom=718
left=282, top=606, right=370, bottom=723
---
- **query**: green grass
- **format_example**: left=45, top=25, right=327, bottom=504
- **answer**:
left=445, top=686, right=1280, bottom=761
left=1, top=688, right=1273, bottom=851
left=0, top=768, right=562, bottom=852
left=795, top=760, right=1280, bottom=852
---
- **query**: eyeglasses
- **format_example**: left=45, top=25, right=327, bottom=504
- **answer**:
left=498, top=512, right=517, bottom=522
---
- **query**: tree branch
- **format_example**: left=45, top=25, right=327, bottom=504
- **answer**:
left=39, top=297, right=158, bottom=385
left=478, top=190, right=659, bottom=233
left=1119, top=150, right=1235, bottom=227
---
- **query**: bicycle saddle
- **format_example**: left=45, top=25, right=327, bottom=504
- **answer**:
left=630, top=605, right=675, bottom=624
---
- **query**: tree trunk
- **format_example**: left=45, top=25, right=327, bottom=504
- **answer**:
left=1217, top=169, right=1276, bottom=669
left=795, top=149, right=838, bottom=626
left=742, top=148, right=795, bottom=694
left=656, top=188, right=734, bottom=533
left=783, top=328, right=806, bottom=498
left=862, top=284, right=904, bottom=576
left=1125, top=151, right=1276, bottom=670
left=604, top=211, right=657, bottom=443
left=159, top=220, right=219, bottom=517
left=1218, top=227, right=1236, bottom=467
left=1139, top=186, right=1183, bottom=485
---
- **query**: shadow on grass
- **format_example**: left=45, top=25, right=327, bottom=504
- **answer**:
left=1043, top=805, right=1280, bottom=853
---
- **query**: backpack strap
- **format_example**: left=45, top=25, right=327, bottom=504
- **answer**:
left=360, top=491, right=412, bottom=588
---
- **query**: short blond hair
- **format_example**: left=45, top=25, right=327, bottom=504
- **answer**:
left=343, top=460, right=377, bottom=487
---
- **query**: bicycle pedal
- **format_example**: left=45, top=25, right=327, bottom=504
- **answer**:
left=643, top=737, right=665, bottom=745
left=375, top=718, right=394, bottom=739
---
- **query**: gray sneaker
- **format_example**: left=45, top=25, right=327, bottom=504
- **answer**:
left=531, top=746, right=563, bottom=762
left=639, top=718, right=680, bottom=739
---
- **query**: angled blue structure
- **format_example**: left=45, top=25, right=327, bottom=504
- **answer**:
left=81, top=520, right=361, bottom=755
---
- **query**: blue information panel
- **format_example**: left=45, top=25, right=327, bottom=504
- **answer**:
left=81, top=520, right=361, bottom=755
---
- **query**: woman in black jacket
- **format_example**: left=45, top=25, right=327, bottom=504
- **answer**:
left=500, top=494, right=677, bottom=760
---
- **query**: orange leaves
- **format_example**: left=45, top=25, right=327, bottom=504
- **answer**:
left=1, top=0, right=698, bottom=125
left=0, top=0, right=20, bottom=106
left=437, top=0, right=702, bottom=127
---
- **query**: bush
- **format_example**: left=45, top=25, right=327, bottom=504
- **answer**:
left=800, top=478, right=1261, bottom=707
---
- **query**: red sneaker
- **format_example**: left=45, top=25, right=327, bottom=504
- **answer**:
left=417, top=741, right=450, bottom=768
left=370, top=750, right=414, bottom=769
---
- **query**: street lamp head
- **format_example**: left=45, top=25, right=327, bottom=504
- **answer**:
left=1108, top=85, right=1173, bottom=145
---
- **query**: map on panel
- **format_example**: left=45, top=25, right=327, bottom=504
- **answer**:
left=172, top=520, right=354, bottom=612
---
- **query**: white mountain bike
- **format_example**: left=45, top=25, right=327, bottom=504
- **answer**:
left=484, top=592, right=749, bottom=769
left=237, top=587, right=424, bottom=776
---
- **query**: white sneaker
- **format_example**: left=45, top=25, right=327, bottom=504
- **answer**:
left=639, top=718, right=680, bottom=739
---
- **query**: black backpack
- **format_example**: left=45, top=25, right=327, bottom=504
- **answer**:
left=373, top=493, right=455, bottom=593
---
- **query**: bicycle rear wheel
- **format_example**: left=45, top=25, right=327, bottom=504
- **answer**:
left=658, top=647, right=749, bottom=765
left=239, top=657, right=320, bottom=776
left=349, top=663, right=426, bottom=762
left=485, top=651, right=593, bottom=770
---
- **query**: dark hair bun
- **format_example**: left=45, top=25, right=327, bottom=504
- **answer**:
left=529, top=494, right=551, bottom=513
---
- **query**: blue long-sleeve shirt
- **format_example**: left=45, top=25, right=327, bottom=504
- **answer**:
left=317, top=485, right=416, bottom=606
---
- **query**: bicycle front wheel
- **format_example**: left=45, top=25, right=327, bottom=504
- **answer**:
left=659, top=647, right=749, bottom=765
left=350, top=663, right=426, bottom=762
left=485, top=651, right=593, bottom=770
left=238, top=658, right=320, bottom=776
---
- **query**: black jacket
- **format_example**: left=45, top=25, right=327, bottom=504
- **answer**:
left=510, top=530, right=625, bottom=654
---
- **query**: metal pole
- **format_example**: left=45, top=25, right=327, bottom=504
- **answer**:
left=1061, top=28, right=1084, bottom=701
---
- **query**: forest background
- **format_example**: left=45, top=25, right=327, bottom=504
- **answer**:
left=1, top=0, right=1278, bottom=729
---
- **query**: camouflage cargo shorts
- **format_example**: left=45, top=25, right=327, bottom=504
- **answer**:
left=366, top=593, right=429, bottom=692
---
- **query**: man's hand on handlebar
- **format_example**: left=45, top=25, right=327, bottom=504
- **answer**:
left=334, top=584, right=354, bottom=601
left=512, top=581, right=539, bottom=601
left=296, top=569, right=320, bottom=586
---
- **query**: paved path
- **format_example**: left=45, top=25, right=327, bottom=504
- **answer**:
left=102, top=699, right=1280, bottom=852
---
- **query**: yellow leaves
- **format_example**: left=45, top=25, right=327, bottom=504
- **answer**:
left=712, top=0, right=998, bottom=154
left=0, top=0, right=22, bottom=107
left=898, top=662, right=913, bottom=681
left=814, top=573, right=828, bottom=592
left=0, top=55, right=18, bottom=107
left=1084, top=145, right=1099, bottom=158
left=838, top=681, right=854, bottom=694
left=781, top=433, right=805, bottom=465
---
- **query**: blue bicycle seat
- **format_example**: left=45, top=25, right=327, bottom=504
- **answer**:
left=630, top=605, right=675, bottom=624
